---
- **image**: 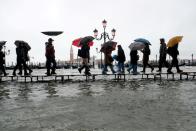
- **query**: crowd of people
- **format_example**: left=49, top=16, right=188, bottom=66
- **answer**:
left=78, top=37, right=183, bottom=75
left=0, top=37, right=183, bottom=76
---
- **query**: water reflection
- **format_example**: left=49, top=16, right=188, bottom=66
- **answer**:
left=44, top=83, right=58, bottom=97
left=0, top=83, right=10, bottom=100
left=0, top=80, right=196, bottom=131
left=18, top=83, right=32, bottom=100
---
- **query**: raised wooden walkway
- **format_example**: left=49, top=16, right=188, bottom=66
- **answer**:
left=0, top=72, right=196, bottom=83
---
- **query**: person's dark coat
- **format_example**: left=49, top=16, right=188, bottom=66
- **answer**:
left=117, top=46, right=126, bottom=62
left=45, top=44, right=55, bottom=59
left=142, top=45, right=151, bottom=64
left=104, top=48, right=113, bottom=65
left=80, top=43, right=90, bottom=59
left=160, top=43, right=167, bottom=58
left=0, top=51, right=5, bottom=64
left=130, top=50, right=138, bottom=64
left=167, top=44, right=179, bottom=58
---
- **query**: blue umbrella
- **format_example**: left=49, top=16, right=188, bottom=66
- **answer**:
left=134, top=38, right=151, bottom=45
left=112, top=55, right=119, bottom=61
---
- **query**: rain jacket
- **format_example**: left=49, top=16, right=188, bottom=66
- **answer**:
left=142, top=45, right=151, bottom=63
left=80, top=43, right=90, bottom=59
left=117, top=47, right=126, bottom=62
left=45, top=43, right=55, bottom=59
left=159, top=43, right=167, bottom=57
left=0, top=51, right=5, bottom=64
left=130, top=50, right=138, bottom=64
left=167, top=44, right=179, bottom=57
left=104, top=48, right=113, bottom=65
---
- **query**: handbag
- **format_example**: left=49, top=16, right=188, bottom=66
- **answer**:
left=78, top=49, right=82, bottom=57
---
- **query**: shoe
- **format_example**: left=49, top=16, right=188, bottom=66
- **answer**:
left=151, top=67, right=154, bottom=72
left=46, top=73, right=51, bottom=76
left=29, top=70, right=33, bottom=74
left=132, top=72, right=139, bottom=75
left=85, top=72, right=91, bottom=76
left=177, top=70, right=183, bottom=73
left=156, top=69, right=161, bottom=72
left=78, top=68, right=81, bottom=74
left=51, top=72, right=57, bottom=75
left=127, top=69, right=130, bottom=74
left=167, top=70, right=173, bottom=74
left=18, top=72, right=22, bottom=75
left=4, top=73, right=9, bottom=76
left=112, top=71, right=116, bottom=74
left=24, top=73, right=30, bottom=76
left=102, top=71, right=107, bottom=75
left=12, top=72, right=16, bottom=76
left=141, top=70, right=145, bottom=73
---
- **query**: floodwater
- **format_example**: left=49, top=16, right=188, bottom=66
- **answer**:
left=1, top=68, right=196, bottom=131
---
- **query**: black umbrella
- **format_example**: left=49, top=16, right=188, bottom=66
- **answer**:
left=0, top=41, right=6, bottom=46
left=14, top=40, right=31, bottom=50
left=79, top=36, right=94, bottom=46
left=100, top=41, right=117, bottom=52
left=41, top=31, right=63, bottom=36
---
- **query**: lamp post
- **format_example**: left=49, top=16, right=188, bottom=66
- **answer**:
left=93, top=19, right=116, bottom=69
left=156, top=54, right=157, bottom=65
left=192, top=53, right=193, bottom=66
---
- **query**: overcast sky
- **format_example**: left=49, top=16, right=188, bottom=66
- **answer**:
left=0, top=0, right=196, bottom=64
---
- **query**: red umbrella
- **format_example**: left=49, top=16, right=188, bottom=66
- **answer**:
left=72, top=38, right=94, bottom=47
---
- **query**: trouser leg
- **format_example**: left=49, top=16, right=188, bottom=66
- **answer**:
left=133, top=64, right=137, bottom=73
left=22, top=61, right=28, bottom=75
left=0, top=64, right=6, bottom=75
left=46, top=59, right=51, bottom=75
left=51, top=58, right=56, bottom=73
left=109, top=64, right=115, bottom=74
left=173, top=57, right=180, bottom=71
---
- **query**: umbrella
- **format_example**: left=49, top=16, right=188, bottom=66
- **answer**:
left=72, top=36, right=94, bottom=47
left=167, top=36, right=183, bottom=47
left=134, top=38, right=151, bottom=45
left=100, top=41, right=117, bottom=53
left=14, top=40, right=31, bottom=50
left=129, top=41, right=146, bottom=51
left=79, top=36, right=94, bottom=46
left=112, top=55, right=119, bottom=61
left=41, top=31, right=63, bottom=36
left=0, top=41, right=6, bottom=46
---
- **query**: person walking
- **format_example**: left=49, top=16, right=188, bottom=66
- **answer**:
left=12, top=43, right=29, bottom=76
left=102, top=47, right=116, bottom=74
left=0, top=46, right=8, bottom=76
left=157, top=38, right=170, bottom=72
left=167, top=44, right=183, bottom=73
left=117, top=45, right=126, bottom=74
left=127, top=50, right=139, bottom=75
left=141, top=44, right=154, bottom=73
left=45, top=38, right=57, bottom=76
left=23, top=44, right=33, bottom=74
left=78, top=42, right=91, bottom=75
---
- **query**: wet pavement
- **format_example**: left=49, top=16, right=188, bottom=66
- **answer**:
left=1, top=79, right=196, bottom=131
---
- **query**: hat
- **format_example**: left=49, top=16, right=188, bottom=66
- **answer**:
left=48, top=38, right=54, bottom=42
left=160, top=38, right=165, bottom=41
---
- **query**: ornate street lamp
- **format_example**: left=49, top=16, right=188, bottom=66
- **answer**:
left=93, top=19, right=116, bottom=68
